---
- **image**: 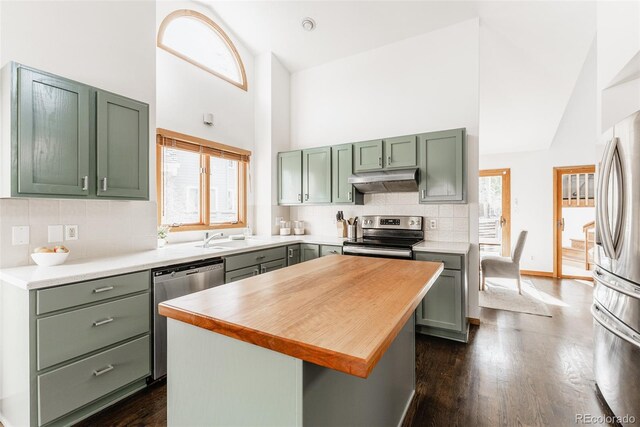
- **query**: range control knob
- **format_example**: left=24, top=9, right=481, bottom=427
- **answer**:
left=409, top=220, right=415, bottom=226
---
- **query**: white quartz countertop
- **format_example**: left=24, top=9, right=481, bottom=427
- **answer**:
left=0, top=235, right=469, bottom=290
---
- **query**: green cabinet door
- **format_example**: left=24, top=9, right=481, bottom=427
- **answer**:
left=302, top=147, right=331, bottom=204
left=415, top=269, right=462, bottom=331
left=353, top=140, right=383, bottom=172
left=384, top=135, right=417, bottom=169
left=278, top=151, right=302, bottom=205
left=320, top=245, right=342, bottom=256
left=287, top=245, right=301, bottom=266
left=331, top=144, right=361, bottom=204
left=96, top=90, right=149, bottom=199
left=260, top=258, right=286, bottom=273
left=418, top=128, right=465, bottom=203
left=300, top=244, right=319, bottom=262
left=16, top=67, right=90, bottom=196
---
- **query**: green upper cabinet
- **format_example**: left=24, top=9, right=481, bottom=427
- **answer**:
left=418, top=128, right=466, bottom=203
left=16, top=67, right=90, bottom=197
left=96, top=91, right=149, bottom=199
left=302, top=147, right=331, bottom=204
left=331, top=144, right=362, bottom=204
left=353, top=139, right=383, bottom=172
left=277, top=150, right=302, bottom=205
left=384, top=135, right=417, bottom=169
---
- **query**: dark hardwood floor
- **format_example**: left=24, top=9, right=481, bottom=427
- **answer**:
left=77, top=276, right=615, bottom=427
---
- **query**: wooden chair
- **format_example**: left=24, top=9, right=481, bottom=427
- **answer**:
left=481, top=230, right=528, bottom=295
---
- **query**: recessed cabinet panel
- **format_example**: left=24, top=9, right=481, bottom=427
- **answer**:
left=415, top=269, right=462, bottom=331
left=96, top=91, right=149, bottom=199
left=278, top=151, right=302, bottom=205
left=353, top=140, right=383, bottom=172
left=384, top=135, right=417, bottom=169
left=303, top=147, right=331, bottom=204
left=301, top=244, right=320, bottom=261
left=419, top=129, right=465, bottom=203
left=332, top=144, right=359, bottom=204
left=17, top=68, right=90, bottom=196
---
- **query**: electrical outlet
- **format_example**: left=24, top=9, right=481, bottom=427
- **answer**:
left=429, top=219, right=437, bottom=230
left=65, top=225, right=79, bottom=241
left=12, top=226, right=29, bottom=245
left=48, top=225, right=64, bottom=243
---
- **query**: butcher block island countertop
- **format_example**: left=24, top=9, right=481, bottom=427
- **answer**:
left=159, top=254, right=443, bottom=378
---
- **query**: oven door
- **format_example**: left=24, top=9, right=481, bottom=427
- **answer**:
left=343, top=246, right=412, bottom=259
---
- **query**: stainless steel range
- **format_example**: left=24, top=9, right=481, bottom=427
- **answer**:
left=343, top=215, right=423, bottom=259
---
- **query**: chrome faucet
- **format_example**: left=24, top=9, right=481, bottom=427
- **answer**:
left=203, top=232, right=224, bottom=248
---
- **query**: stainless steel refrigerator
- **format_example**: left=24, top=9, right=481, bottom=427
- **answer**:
left=593, top=110, right=640, bottom=425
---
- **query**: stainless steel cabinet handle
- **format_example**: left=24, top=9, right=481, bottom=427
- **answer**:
left=93, top=286, right=114, bottom=294
left=81, top=176, right=88, bottom=191
left=261, top=266, right=267, bottom=274
left=252, top=269, right=259, bottom=276
left=93, top=364, right=114, bottom=377
left=256, top=255, right=266, bottom=260
left=297, top=194, right=302, bottom=202
left=304, top=194, right=309, bottom=201
left=101, top=177, right=108, bottom=192
left=288, top=248, right=293, bottom=257
left=421, top=189, right=426, bottom=199
left=93, top=317, right=114, bottom=327
left=378, top=157, right=382, bottom=167
left=387, top=156, right=391, bottom=165
left=348, top=191, right=352, bottom=201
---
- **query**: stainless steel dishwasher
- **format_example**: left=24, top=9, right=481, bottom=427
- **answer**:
left=152, top=258, right=224, bottom=380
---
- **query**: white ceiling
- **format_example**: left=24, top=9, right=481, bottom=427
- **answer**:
left=204, top=1, right=596, bottom=154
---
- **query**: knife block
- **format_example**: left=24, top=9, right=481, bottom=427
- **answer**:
left=337, top=220, right=347, bottom=238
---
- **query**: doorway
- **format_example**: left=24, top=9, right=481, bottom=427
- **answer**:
left=479, top=168, right=511, bottom=257
left=553, top=165, right=596, bottom=280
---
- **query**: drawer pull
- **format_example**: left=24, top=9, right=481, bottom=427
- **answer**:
left=93, top=286, right=114, bottom=294
left=253, top=269, right=259, bottom=276
left=93, top=317, right=114, bottom=327
left=256, top=255, right=266, bottom=260
left=93, top=364, right=114, bottom=377
left=288, top=248, right=293, bottom=257
left=261, top=266, right=267, bottom=274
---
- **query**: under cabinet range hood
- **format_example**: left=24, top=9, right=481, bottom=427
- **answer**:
left=347, top=168, right=419, bottom=193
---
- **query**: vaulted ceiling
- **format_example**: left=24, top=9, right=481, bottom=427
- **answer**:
left=204, top=1, right=596, bottom=154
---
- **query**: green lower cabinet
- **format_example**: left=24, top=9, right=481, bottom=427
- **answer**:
left=302, top=147, right=331, bottom=204
left=96, top=90, right=149, bottom=199
left=320, top=245, right=343, bottom=257
left=261, top=259, right=286, bottom=273
left=418, top=128, right=466, bottom=203
left=225, top=265, right=259, bottom=283
left=384, top=135, right=417, bottom=169
left=286, top=245, right=301, bottom=266
left=301, top=244, right=320, bottom=262
left=414, top=252, right=468, bottom=343
left=353, top=140, right=383, bottom=172
left=331, top=144, right=363, bottom=205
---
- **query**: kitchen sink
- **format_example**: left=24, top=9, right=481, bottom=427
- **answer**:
left=195, top=239, right=264, bottom=249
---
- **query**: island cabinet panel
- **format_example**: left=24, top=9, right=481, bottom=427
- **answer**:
left=37, top=335, right=150, bottom=426
left=384, top=135, right=417, bottom=169
left=414, top=251, right=469, bottom=342
left=320, top=245, right=343, bottom=257
left=16, top=67, right=91, bottom=197
left=353, top=139, right=383, bottom=172
left=331, top=144, right=362, bottom=205
left=300, top=243, right=319, bottom=261
left=286, top=245, right=301, bottom=266
left=302, top=147, right=332, bottom=204
left=96, top=90, right=149, bottom=199
left=418, top=128, right=466, bottom=203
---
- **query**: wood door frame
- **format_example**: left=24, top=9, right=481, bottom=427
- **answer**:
left=552, top=165, right=596, bottom=280
left=479, top=168, right=511, bottom=257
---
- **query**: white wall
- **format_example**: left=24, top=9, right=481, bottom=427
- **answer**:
left=156, top=1, right=257, bottom=243
left=0, top=0, right=157, bottom=267
left=289, top=18, right=481, bottom=318
left=480, top=41, right=597, bottom=273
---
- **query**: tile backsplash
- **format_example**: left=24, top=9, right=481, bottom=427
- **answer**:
left=0, top=198, right=157, bottom=268
left=289, top=193, right=470, bottom=242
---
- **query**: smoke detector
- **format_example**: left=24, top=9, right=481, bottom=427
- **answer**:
left=301, top=17, right=316, bottom=31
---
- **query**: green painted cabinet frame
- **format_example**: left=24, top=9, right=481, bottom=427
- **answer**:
left=16, top=67, right=91, bottom=196
left=96, top=91, right=149, bottom=199
left=384, top=135, right=417, bottom=169
left=302, top=147, right=331, bottom=204
left=353, top=140, right=383, bottom=172
left=286, top=245, right=301, bottom=266
left=300, top=244, right=320, bottom=262
left=418, top=128, right=466, bottom=203
left=331, top=144, right=363, bottom=205
left=277, top=151, right=302, bottom=205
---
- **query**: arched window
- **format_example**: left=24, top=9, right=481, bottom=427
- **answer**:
left=158, top=9, right=247, bottom=91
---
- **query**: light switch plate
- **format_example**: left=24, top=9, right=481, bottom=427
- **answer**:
left=64, top=225, right=79, bottom=241
left=48, top=225, right=64, bottom=243
left=12, top=226, right=29, bottom=245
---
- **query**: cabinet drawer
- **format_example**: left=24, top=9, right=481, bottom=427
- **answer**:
left=36, top=270, right=150, bottom=315
left=261, top=258, right=286, bottom=273
left=414, top=252, right=461, bottom=270
left=320, top=245, right=343, bottom=257
left=38, top=335, right=150, bottom=426
left=225, top=247, right=286, bottom=272
left=225, top=265, right=259, bottom=283
left=37, top=293, right=150, bottom=370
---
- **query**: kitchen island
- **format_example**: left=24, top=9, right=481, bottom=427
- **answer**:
left=159, top=254, right=443, bottom=426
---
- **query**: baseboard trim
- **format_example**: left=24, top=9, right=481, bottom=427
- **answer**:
left=521, top=270, right=554, bottom=278
left=467, top=317, right=480, bottom=326
left=562, top=274, right=594, bottom=281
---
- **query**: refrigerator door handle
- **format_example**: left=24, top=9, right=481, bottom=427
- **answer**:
left=594, top=268, right=640, bottom=299
left=592, top=302, right=640, bottom=350
left=598, top=137, right=619, bottom=259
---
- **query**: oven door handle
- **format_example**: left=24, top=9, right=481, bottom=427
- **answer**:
left=343, top=246, right=412, bottom=258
